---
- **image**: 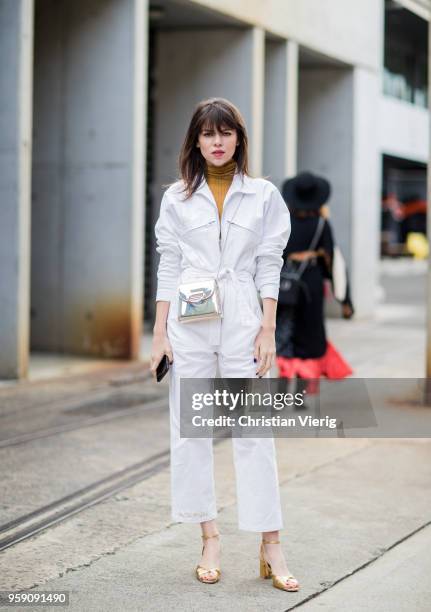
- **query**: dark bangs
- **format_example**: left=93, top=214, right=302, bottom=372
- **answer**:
left=198, top=104, right=239, bottom=133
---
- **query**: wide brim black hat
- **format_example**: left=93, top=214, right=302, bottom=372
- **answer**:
left=282, top=171, right=331, bottom=210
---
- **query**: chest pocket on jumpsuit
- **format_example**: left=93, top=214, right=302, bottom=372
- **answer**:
left=179, top=213, right=218, bottom=270
left=226, top=212, right=259, bottom=253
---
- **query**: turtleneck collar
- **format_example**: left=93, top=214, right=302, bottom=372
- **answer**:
left=204, top=158, right=237, bottom=180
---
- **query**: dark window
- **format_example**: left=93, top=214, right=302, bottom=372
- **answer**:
left=384, top=1, right=428, bottom=108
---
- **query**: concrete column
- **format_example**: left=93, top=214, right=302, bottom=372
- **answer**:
left=264, top=38, right=298, bottom=188
left=30, top=0, right=147, bottom=361
left=130, top=0, right=148, bottom=358
left=285, top=40, right=299, bottom=178
left=298, top=67, right=354, bottom=270
left=249, top=27, right=265, bottom=177
left=298, top=65, right=380, bottom=318
left=154, top=25, right=266, bottom=197
left=0, top=0, right=34, bottom=379
left=350, top=66, right=381, bottom=318
left=426, top=16, right=431, bottom=381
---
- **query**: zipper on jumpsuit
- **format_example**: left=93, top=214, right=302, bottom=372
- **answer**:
left=201, top=189, right=230, bottom=346
left=200, top=189, right=230, bottom=251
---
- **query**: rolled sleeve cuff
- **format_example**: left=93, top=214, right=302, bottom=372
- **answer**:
left=156, top=288, right=174, bottom=302
left=259, top=284, right=280, bottom=300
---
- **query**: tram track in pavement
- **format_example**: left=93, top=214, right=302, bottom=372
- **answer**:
left=0, top=436, right=226, bottom=553
left=0, top=366, right=226, bottom=553
left=0, top=448, right=171, bottom=552
left=0, top=376, right=175, bottom=551
left=0, top=386, right=168, bottom=449
left=0, top=378, right=226, bottom=553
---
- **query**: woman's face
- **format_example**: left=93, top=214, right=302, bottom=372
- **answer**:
left=197, top=123, right=238, bottom=166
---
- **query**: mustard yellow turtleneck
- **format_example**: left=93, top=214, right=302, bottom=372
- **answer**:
left=204, top=159, right=237, bottom=219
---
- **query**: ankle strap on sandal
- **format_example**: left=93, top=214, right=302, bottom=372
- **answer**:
left=262, top=539, right=280, bottom=544
left=202, top=533, right=220, bottom=540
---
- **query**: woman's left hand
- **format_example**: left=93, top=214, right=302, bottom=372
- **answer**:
left=254, top=325, right=276, bottom=377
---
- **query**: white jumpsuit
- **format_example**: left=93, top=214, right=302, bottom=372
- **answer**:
left=154, top=170, right=291, bottom=532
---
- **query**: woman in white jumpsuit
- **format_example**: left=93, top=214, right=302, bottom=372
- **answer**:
left=151, top=98, right=300, bottom=592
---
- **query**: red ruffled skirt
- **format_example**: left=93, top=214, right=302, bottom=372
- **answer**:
left=276, top=340, right=353, bottom=380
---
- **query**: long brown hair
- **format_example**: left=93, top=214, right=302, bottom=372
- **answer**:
left=173, top=97, right=250, bottom=199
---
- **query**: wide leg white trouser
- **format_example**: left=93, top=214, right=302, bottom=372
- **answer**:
left=166, top=277, right=284, bottom=532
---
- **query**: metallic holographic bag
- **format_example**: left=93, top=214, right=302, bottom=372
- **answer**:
left=178, top=278, right=223, bottom=323
left=177, top=194, right=244, bottom=323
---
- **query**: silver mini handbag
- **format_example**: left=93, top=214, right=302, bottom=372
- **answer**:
left=178, top=278, right=222, bottom=323
left=177, top=194, right=244, bottom=323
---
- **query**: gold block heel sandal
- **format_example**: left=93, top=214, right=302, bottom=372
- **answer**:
left=195, top=533, right=221, bottom=584
left=259, top=539, right=300, bottom=592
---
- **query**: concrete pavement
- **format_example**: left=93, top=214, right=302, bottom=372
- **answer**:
left=17, top=437, right=431, bottom=612
left=0, top=258, right=430, bottom=611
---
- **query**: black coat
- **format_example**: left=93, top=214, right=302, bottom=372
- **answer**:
left=276, top=214, right=334, bottom=359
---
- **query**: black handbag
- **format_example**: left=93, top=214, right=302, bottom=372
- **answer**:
left=278, top=217, right=325, bottom=306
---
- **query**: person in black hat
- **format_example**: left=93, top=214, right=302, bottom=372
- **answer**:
left=275, top=171, right=353, bottom=383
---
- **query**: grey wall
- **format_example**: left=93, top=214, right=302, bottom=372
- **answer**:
left=151, top=26, right=263, bottom=300
left=350, top=66, right=380, bottom=317
left=193, top=0, right=382, bottom=71
left=263, top=38, right=298, bottom=188
left=298, top=65, right=380, bottom=317
left=31, top=0, right=145, bottom=358
left=154, top=27, right=261, bottom=189
left=263, top=39, right=288, bottom=189
left=298, top=67, right=354, bottom=270
left=0, top=0, right=33, bottom=378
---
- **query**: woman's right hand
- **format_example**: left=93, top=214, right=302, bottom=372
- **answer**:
left=150, top=330, right=174, bottom=380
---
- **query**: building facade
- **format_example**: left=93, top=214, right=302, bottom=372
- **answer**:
left=0, top=0, right=429, bottom=379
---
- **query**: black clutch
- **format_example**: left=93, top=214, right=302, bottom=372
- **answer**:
left=156, top=354, right=170, bottom=382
